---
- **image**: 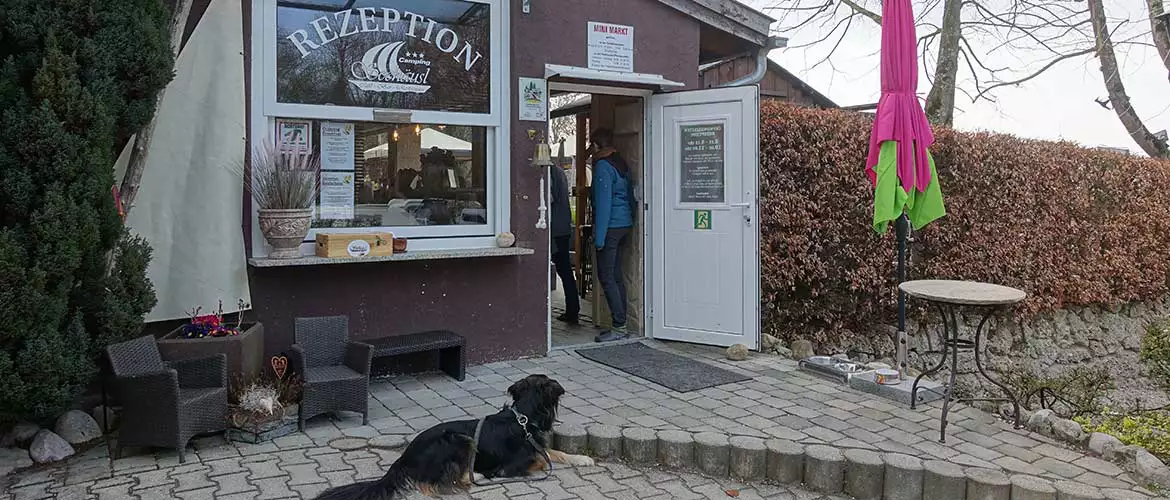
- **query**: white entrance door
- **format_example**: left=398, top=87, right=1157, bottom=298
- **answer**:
left=648, top=86, right=760, bottom=350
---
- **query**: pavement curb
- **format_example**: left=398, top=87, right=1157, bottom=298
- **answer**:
left=551, top=426, right=1155, bottom=500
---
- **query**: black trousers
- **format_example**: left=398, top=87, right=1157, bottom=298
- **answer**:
left=552, top=235, right=580, bottom=317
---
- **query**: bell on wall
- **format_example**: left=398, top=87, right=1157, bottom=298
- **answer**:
left=531, top=141, right=554, bottom=167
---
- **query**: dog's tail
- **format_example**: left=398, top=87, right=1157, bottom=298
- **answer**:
left=310, top=469, right=410, bottom=500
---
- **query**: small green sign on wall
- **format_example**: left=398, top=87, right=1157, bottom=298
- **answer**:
left=694, top=209, right=712, bottom=230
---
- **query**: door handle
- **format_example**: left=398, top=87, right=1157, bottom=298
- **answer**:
left=729, top=202, right=752, bottom=225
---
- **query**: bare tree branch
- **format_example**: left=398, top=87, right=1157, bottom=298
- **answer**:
left=1088, top=0, right=1169, bottom=158
left=1148, top=0, right=1170, bottom=73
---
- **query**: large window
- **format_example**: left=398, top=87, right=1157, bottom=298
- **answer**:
left=254, top=0, right=507, bottom=254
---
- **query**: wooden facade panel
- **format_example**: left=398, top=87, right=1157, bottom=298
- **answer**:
left=701, top=55, right=836, bottom=108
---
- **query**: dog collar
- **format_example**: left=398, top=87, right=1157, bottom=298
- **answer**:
left=504, top=405, right=533, bottom=439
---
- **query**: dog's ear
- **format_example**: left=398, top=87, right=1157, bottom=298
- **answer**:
left=507, top=377, right=529, bottom=400
left=544, top=378, right=565, bottom=399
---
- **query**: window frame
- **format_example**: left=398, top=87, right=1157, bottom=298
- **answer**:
left=249, top=0, right=511, bottom=257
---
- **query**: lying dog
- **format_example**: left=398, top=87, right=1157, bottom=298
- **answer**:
left=312, top=429, right=475, bottom=500
left=312, top=374, right=593, bottom=499
left=422, top=373, right=595, bottom=478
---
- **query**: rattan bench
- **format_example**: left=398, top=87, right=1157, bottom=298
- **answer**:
left=369, top=330, right=466, bottom=381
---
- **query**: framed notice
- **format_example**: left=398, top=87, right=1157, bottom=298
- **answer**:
left=319, top=171, right=355, bottom=220
left=587, top=22, right=634, bottom=73
left=679, top=123, right=726, bottom=204
left=276, top=119, right=312, bottom=155
left=518, top=77, right=548, bottom=122
left=320, top=122, right=355, bottom=171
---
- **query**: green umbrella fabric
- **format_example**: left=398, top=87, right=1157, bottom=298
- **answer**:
left=872, top=141, right=945, bottom=234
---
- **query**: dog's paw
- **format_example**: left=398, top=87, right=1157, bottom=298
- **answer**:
left=565, top=454, right=595, bottom=467
left=472, top=472, right=486, bottom=482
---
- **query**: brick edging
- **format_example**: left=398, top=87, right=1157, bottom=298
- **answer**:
left=547, top=424, right=1147, bottom=500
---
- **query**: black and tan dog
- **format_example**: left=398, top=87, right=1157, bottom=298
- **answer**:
left=311, top=374, right=593, bottom=499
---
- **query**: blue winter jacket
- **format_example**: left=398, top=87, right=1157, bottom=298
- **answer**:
left=592, top=158, right=634, bottom=249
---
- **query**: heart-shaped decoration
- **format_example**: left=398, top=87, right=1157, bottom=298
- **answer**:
left=271, top=355, right=288, bottom=380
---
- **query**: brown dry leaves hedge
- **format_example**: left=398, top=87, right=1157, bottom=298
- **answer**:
left=760, top=102, right=1170, bottom=343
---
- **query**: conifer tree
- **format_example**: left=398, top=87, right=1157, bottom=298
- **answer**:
left=0, top=0, right=174, bottom=423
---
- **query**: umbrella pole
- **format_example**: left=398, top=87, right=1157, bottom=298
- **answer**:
left=896, top=213, right=909, bottom=378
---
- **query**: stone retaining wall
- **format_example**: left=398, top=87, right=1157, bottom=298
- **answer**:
left=835, top=297, right=1170, bottom=409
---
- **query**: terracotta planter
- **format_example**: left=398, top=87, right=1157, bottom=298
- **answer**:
left=257, top=208, right=312, bottom=259
left=158, top=322, right=265, bottom=381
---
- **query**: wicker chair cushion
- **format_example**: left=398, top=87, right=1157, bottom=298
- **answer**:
left=180, top=387, right=226, bottom=407
left=304, top=365, right=364, bottom=383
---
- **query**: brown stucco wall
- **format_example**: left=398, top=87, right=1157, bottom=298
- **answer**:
left=157, top=0, right=705, bottom=369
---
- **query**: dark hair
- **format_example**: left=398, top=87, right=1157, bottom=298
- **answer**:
left=590, top=128, right=614, bottom=149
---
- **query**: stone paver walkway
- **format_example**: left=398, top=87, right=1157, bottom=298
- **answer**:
left=1, top=340, right=1155, bottom=498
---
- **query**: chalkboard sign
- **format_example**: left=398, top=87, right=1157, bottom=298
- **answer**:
left=679, top=124, right=725, bottom=203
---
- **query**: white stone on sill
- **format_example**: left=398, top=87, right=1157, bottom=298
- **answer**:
left=247, top=247, right=535, bottom=268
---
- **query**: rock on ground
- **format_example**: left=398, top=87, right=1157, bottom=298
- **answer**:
left=91, top=406, right=119, bottom=432
left=1026, top=409, right=1056, bottom=436
left=1052, top=418, right=1086, bottom=444
left=1135, top=450, right=1170, bottom=488
left=790, top=339, right=814, bottom=360
left=55, top=410, right=102, bottom=445
left=726, top=344, right=749, bottom=361
left=1088, top=432, right=1124, bottom=460
left=28, top=430, right=74, bottom=464
left=2, top=422, right=40, bottom=449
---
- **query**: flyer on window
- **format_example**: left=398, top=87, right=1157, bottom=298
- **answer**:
left=320, top=122, right=355, bottom=171
left=319, top=171, right=355, bottom=219
left=275, top=119, right=312, bottom=155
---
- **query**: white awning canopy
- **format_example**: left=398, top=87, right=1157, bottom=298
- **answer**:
left=544, top=64, right=686, bottom=89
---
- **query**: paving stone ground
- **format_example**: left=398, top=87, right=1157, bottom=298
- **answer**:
left=1, top=340, right=1157, bottom=498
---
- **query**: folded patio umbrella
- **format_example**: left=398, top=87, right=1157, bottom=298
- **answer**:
left=866, top=0, right=946, bottom=374
left=866, top=0, right=946, bottom=234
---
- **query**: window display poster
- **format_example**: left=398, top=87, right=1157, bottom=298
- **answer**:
left=587, top=22, right=634, bottom=73
left=518, top=77, right=548, bottom=122
left=679, top=123, right=726, bottom=203
left=319, top=171, right=355, bottom=219
left=320, top=122, right=356, bottom=171
left=276, top=119, right=311, bottom=155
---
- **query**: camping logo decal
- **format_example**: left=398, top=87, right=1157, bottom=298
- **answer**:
left=349, top=41, right=433, bottom=94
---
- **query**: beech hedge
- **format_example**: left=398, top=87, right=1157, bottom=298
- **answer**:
left=760, top=102, right=1170, bottom=343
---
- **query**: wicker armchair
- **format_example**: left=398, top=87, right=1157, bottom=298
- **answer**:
left=106, top=336, right=228, bottom=463
left=291, top=316, right=373, bottom=430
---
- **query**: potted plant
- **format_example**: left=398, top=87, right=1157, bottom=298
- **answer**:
left=237, top=144, right=319, bottom=259
left=226, top=369, right=302, bottom=444
left=156, top=299, right=265, bottom=380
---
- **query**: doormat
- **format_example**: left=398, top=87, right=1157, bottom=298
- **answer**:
left=576, top=343, right=751, bottom=392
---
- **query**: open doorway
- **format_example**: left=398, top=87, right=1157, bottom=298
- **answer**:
left=548, top=90, right=646, bottom=348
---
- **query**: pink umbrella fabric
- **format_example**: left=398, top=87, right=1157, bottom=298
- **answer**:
left=865, top=0, right=934, bottom=194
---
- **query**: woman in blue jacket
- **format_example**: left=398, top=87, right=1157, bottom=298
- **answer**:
left=589, top=128, right=635, bottom=342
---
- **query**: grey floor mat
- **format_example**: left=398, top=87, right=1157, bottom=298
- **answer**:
left=576, top=342, right=751, bottom=392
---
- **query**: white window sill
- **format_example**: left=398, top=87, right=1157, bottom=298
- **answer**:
left=248, top=247, right=535, bottom=268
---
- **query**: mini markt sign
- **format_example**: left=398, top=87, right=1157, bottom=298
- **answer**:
left=587, top=21, right=633, bottom=73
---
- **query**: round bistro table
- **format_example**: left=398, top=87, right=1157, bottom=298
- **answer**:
left=899, top=279, right=1027, bottom=443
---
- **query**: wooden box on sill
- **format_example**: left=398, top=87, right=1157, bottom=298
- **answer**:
left=315, top=232, right=394, bottom=258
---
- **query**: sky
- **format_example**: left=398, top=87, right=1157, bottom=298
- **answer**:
left=744, top=0, right=1169, bottom=153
